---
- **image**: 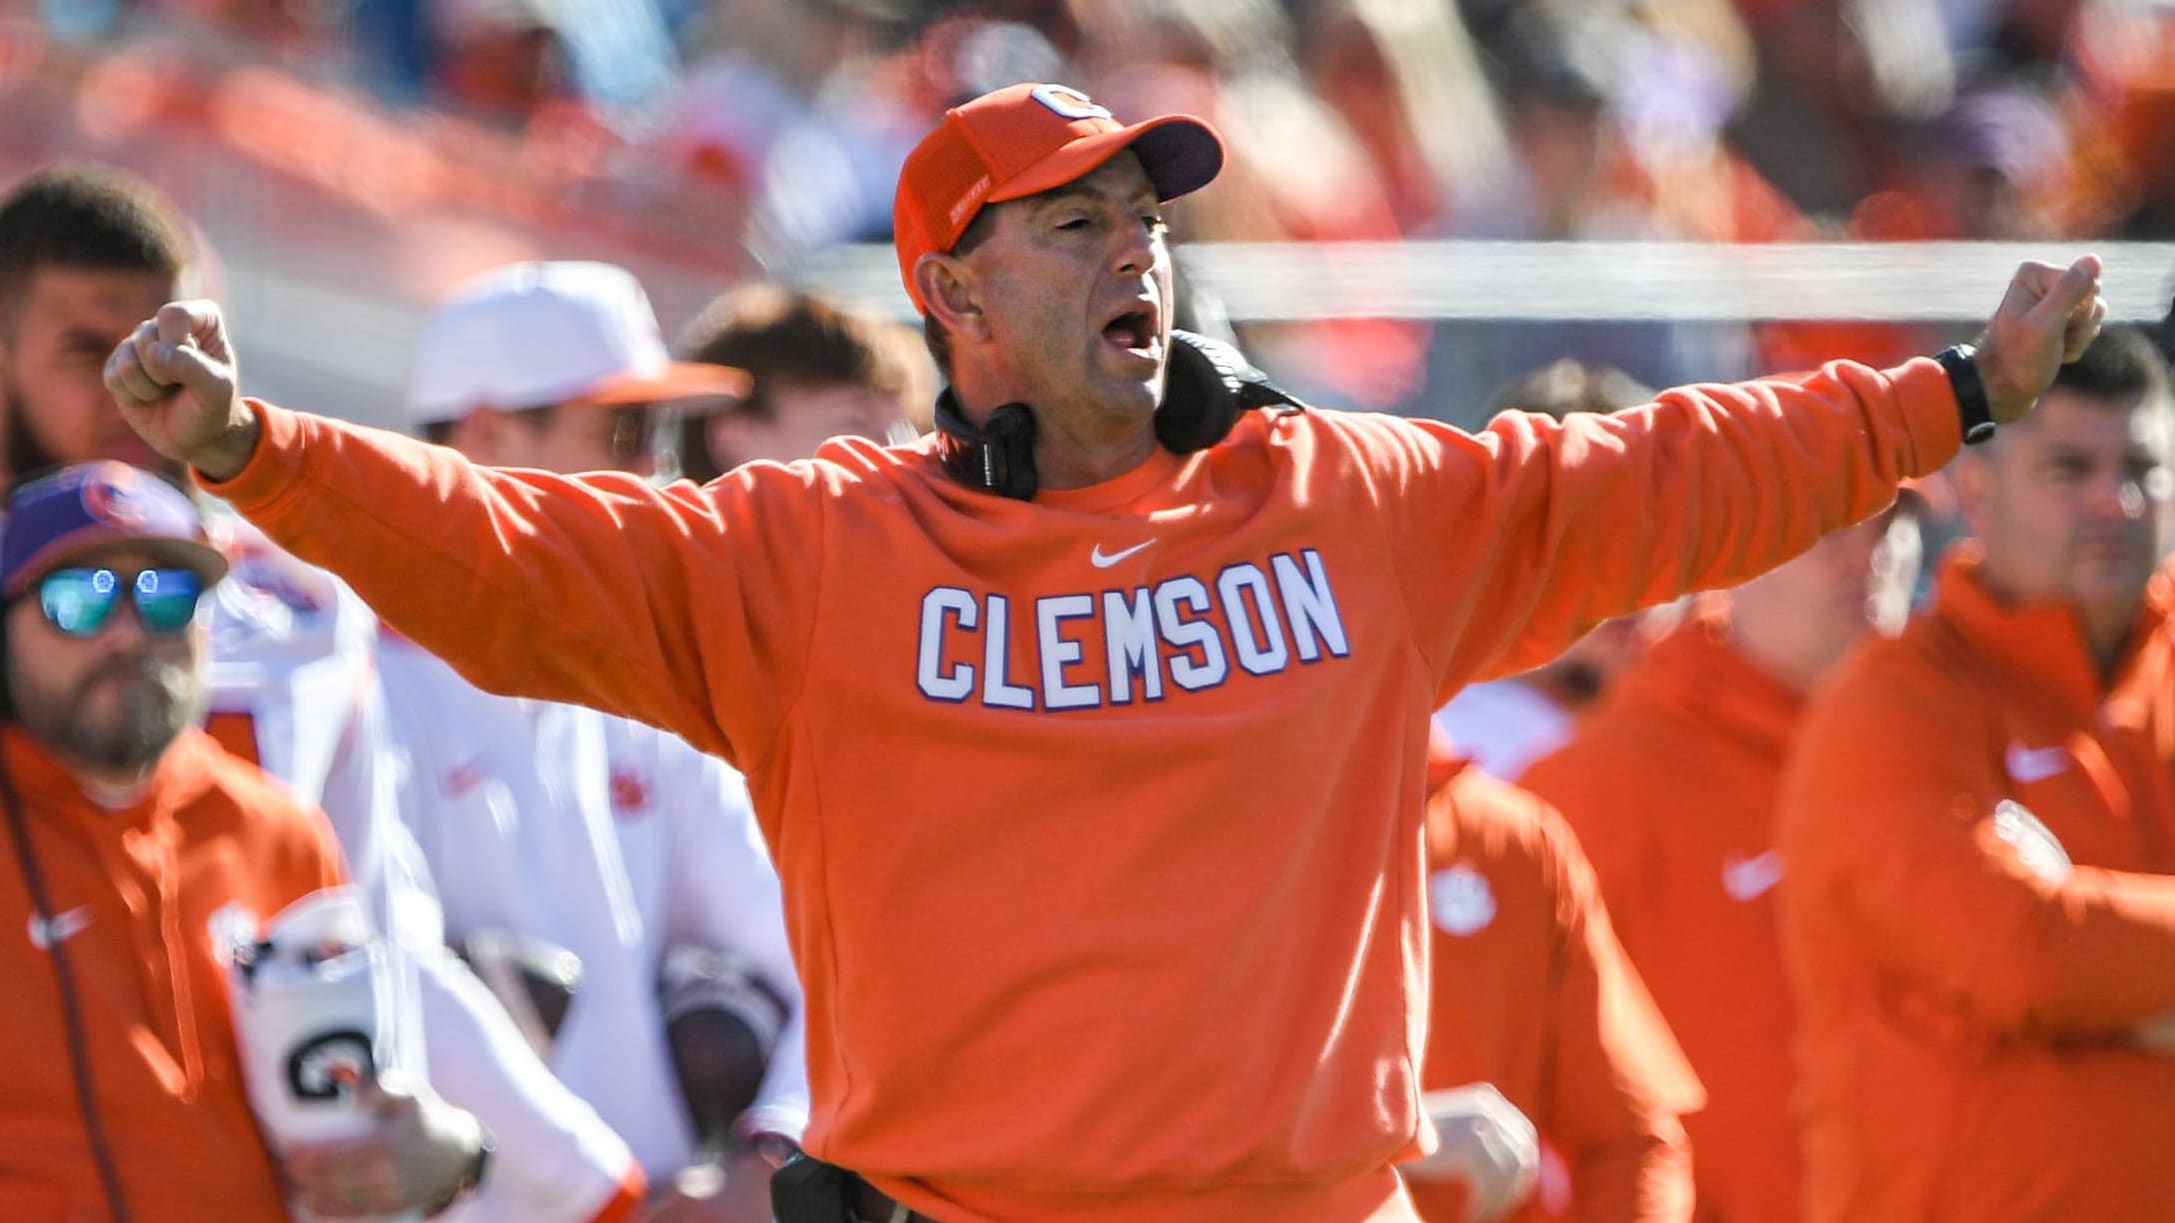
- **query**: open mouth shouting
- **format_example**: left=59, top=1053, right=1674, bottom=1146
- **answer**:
left=1100, top=302, right=1163, bottom=367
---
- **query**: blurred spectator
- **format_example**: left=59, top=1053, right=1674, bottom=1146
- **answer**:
left=1417, top=4, right=1758, bottom=421
left=1300, top=0, right=1512, bottom=233
left=1613, top=0, right=1802, bottom=247
left=429, top=0, right=581, bottom=126
left=2060, top=0, right=2175, bottom=240
left=1850, top=86, right=2072, bottom=241
left=735, top=7, right=1059, bottom=268
left=1458, top=2, right=1625, bottom=241
left=1777, top=327, right=2175, bottom=1222
left=1411, top=729, right=1703, bottom=1223
left=1520, top=493, right=1925, bottom=1222
left=672, top=283, right=929, bottom=485
left=1432, top=360, right=1665, bottom=779
left=658, top=0, right=907, bottom=198
left=425, top=0, right=677, bottom=133
left=1732, top=0, right=1954, bottom=219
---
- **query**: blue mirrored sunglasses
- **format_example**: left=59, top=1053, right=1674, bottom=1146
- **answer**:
left=36, top=567, right=207, bottom=638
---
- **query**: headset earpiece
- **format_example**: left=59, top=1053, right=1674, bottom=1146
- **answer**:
left=1156, top=330, right=1300, bottom=453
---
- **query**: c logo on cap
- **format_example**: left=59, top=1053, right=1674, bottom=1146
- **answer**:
left=1031, top=84, right=1113, bottom=122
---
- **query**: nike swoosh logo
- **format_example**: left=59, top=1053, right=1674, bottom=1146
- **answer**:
left=1720, top=851, right=1784, bottom=902
left=27, top=907, right=92, bottom=950
left=1089, top=540, right=1154, bottom=568
left=2004, top=742, right=2069, bottom=785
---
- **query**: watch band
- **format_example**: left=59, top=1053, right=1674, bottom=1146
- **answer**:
left=1936, top=343, right=1998, bottom=445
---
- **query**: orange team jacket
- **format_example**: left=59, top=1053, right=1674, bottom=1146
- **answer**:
left=1777, top=551, right=2175, bottom=1222
left=1413, top=741, right=1702, bottom=1223
left=0, top=726, right=347, bottom=1222
left=1519, top=602, right=1807, bottom=1223
left=204, top=357, right=1958, bottom=1223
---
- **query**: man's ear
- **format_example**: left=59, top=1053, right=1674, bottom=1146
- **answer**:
left=915, top=253, right=989, bottom=345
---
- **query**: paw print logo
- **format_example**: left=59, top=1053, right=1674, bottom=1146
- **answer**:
left=1429, top=863, right=1497, bottom=936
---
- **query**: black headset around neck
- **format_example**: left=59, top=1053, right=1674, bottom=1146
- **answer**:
left=932, top=329, right=1300, bottom=500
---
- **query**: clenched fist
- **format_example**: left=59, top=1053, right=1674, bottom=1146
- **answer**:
left=103, top=300, right=259, bottom=482
left=1975, top=256, right=2109, bottom=424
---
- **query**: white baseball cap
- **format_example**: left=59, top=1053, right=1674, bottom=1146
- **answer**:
left=407, top=260, right=751, bottom=426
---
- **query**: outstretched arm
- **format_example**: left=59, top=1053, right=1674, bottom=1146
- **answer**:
left=1382, top=258, right=2104, bottom=691
left=106, top=304, right=825, bottom=768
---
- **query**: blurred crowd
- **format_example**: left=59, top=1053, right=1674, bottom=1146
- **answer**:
left=8, top=0, right=2174, bottom=419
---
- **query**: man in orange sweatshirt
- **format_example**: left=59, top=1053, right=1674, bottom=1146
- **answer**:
left=1777, top=324, right=2175, bottom=1221
left=0, top=461, right=486, bottom=1220
left=1517, top=496, right=1925, bottom=1222
left=101, top=82, right=2100, bottom=1223
left=1412, top=731, right=1702, bottom=1223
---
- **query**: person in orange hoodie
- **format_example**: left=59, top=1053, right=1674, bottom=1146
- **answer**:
left=0, top=461, right=487, bottom=1221
left=1777, top=324, right=2175, bottom=1222
left=1410, top=729, right=1703, bottom=1223
left=1517, top=489, right=1926, bottom=1222
left=101, top=82, right=2098, bottom=1223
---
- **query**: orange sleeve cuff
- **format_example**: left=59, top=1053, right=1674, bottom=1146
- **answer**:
left=1880, top=355, right=1965, bottom=475
left=584, top=1160, right=649, bottom=1223
left=193, top=398, right=306, bottom=512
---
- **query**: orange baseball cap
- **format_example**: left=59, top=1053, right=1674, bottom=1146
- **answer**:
left=892, top=82, right=1224, bottom=312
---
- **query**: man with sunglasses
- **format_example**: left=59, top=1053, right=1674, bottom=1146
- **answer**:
left=0, top=460, right=486, bottom=1220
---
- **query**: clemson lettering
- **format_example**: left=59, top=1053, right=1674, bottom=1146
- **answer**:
left=918, top=549, right=1348, bottom=711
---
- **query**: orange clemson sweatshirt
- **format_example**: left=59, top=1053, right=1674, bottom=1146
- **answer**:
left=203, top=358, right=1957, bottom=1223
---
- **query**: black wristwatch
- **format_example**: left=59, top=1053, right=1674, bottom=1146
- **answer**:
left=1936, top=343, right=1998, bottom=445
left=425, top=1128, right=493, bottom=1217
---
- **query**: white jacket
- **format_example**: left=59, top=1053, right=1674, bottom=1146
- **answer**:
left=207, top=523, right=642, bottom=1222
left=377, top=632, right=808, bottom=1181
